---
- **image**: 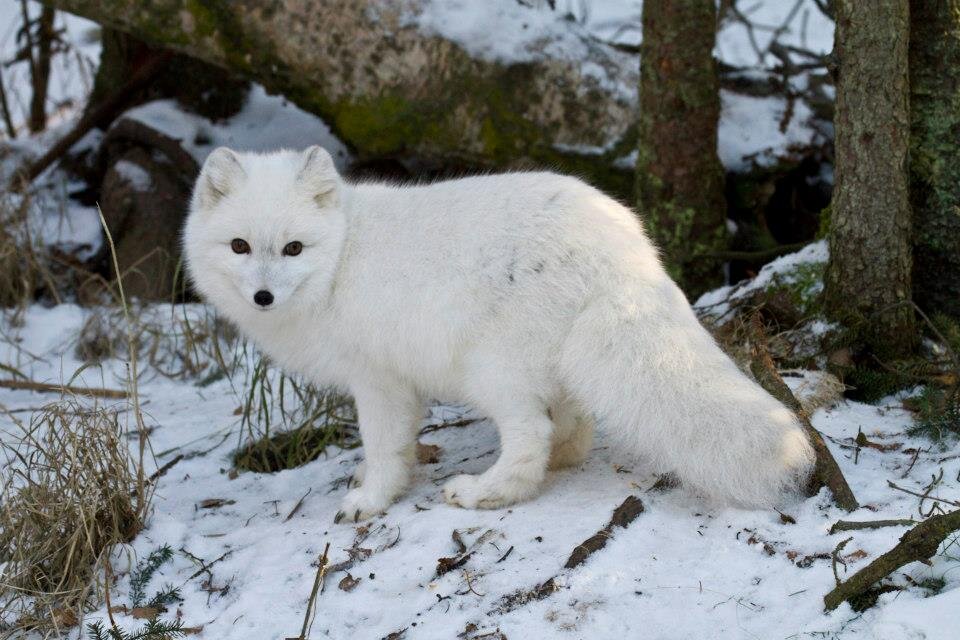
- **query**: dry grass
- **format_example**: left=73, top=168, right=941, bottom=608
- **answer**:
left=0, top=190, right=61, bottom=317
left=233, top=357, right=357, bottom=473
left=0, top=399, right=147, bottom=637
left=76, top=303, right=239, bottom=383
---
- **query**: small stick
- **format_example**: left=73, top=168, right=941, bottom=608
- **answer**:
left=749, top=315, right=859, bottom=511
left=284, top=487, right=313, bottom=522
left=829, top=519, right=917, bottom=535
left=887, top=480, right=960, bottom=508
left=289, top=543, right=331, bottom=640
left=823, top=509, right=960, bottom=610
left=0, top=378, right=128, bottom=399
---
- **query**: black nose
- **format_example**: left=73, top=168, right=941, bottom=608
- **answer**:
left=253, top=290, right=274, bottom=307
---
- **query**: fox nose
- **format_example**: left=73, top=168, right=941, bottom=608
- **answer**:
left=253, top=290, right=274, bottom=307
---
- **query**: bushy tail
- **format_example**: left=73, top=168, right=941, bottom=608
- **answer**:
left=559, top=287, right=814, bottom=507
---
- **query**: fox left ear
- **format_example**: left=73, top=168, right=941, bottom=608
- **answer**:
left=297, top=145, right=340, bottom=208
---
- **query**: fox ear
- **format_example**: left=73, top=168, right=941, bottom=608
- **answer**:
left=195, top=147, right=245, bottom=209
left=297, top=145, right=340, bottom=207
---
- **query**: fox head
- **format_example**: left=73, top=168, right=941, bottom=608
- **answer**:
left=183, top=146, right=347, bottom=323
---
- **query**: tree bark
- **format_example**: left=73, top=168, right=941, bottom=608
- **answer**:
left=38, top=0, right=636, bottom=196
left=909, top=1, right=960, bottom=321
left=636, top=0, right=727, bottom=298
left=824, top=0, right=914, bottom=358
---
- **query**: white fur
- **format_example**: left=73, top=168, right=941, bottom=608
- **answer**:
left=184, top=146, right=815, bottom=521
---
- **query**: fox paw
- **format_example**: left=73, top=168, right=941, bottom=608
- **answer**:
left=443, top=474, right=511, bottom=510
left=334, top=487, right=388, bottom=523
left=350, top=462, right=366, bottom=488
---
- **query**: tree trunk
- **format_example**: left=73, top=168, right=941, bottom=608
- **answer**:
left=28, top=5, right=55, bottom=133
left=38, top=0, right=637, bottom=197
left=636, top=0, right=727, bottom=298
left=909, top=1, right=960, bottom=321
left=824, top=0, right=914, bottom=358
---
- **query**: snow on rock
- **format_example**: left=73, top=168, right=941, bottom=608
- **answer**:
left=695, top=239, right=829, bottom=318
left=112, top=159, right=154, bottom=192
left=406, top=0, right=834, bottom=171
left=121, top=85, right=352, bottom=170
left=0, top=302, right=957, bottom=640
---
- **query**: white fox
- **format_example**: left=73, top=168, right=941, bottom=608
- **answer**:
left=183, top=146, right=814, bottom=522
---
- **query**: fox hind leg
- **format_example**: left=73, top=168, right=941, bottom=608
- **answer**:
left=548, top=396, right=594, bottom=470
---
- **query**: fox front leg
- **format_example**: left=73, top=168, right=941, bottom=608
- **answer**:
left=335, top=381, right=421, bottom=522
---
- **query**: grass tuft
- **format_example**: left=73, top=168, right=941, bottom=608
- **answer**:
left=0, top=399, right=147, bottom=635
left=232, top=357, right=357, bottom=473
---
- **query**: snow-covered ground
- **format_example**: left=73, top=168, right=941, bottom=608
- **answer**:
left=1, top=284, right=957, bottom=639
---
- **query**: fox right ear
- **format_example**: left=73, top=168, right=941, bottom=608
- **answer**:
left=195, top=147, right=245, bottom=209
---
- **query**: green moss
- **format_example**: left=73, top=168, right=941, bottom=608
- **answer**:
left=905, top=386, right=960, bottom=444
left=766, top=261, right=826, bottom=316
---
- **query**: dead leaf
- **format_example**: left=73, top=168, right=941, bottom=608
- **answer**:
left=130, top=606, right=160, bottom=619
left=843, top=549, right=869, bottom=563
left=51, top=607, right=80, bottom=627
left=338, top=573, right=361, bottom=592
left=417, top=442, right=442, bottom=464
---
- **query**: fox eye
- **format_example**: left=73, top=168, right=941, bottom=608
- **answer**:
left=230, top=238, right=250, bottom=254
left=283, top=241, right=303, bottom=256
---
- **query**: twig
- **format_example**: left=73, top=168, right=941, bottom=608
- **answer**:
left=419, top=417, right=478, bottom=435
left=289, top=543, right=330, bottom=640
left=10, top=50, right=171, bottom=189
left=829, top=519, right=916, bottom=535
left=284, top=487, right=313, bottom=522
left=489, top=496, right=644, bottom=616
left=564, top=496, right=644, bottom=569
left=748, top=315, right=859, bottom=511
left=0, top=66, right=16, bottom=138
left=148, top=453, right=183, bottom=482
left=886, top=480, right=960, bottom=509
left=0, top=378, right=128, bottom=399
left=823, top=510, right=960, bottom=610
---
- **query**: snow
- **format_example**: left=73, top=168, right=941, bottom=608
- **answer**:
left=404, top=0, right=835, bottom=171
left=113, top=159, right=153, bottom=192
left=0, top=297, right=957, bottom=640
left=719, top=90, right=825, bottom=171
left=695, top=239, right=829, bottom=318
left=121, top=85, right=352, bottom=170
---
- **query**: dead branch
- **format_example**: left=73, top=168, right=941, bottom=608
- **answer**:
left=823, top=509, right=960, bottom=610
left=564, top=495, right=644, bottom=569
left=0, top=378, right=128, bottom=399
left=489, top=495, right=644, bottom=615
left=829, top=519, right=916, bottom=535
left=748, top=315, right=859, bottom=511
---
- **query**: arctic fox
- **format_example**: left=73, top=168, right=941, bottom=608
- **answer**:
left=183, top=146, right=814, bottom=522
